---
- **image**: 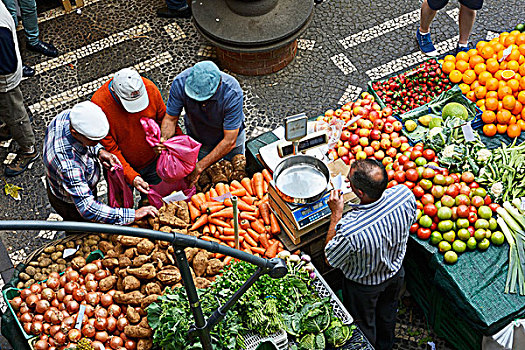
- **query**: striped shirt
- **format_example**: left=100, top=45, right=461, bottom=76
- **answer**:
left=325, top=185, right=417, bottom=285
left=43, top=110, right=135, bottom=225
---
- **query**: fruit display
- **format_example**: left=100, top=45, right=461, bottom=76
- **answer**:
left=442, top=30, right=525, bottom=138
left=370, top=59, right=453, bottom=114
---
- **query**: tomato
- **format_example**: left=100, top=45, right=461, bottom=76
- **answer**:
left=414, top=143, right=424, bottom=152
left=468, top=212, right=478, bottom=224
left=423, top=203, right=437, bottom=217
left=471, top=196, right=485, bottom=208
left=421, top=194, right=435, bottom=205
left=404, top=181, right=415, bottom=189
left=410, top=150, right=423, bottom=161
left=405, top=169, right=419, bottom=182
left=457, top=205, right=469, bottom=218
left=469, top=205, right=478, bottom=213
left=416, top=200, right=423, bottom=210
left=422, top=149, right=436, bottom=161
left=386, top=169, right=395, bottom=181
left=409, top=223, right=419, bottom=234
left=430, top=223, right=438, bottom=232
left=445, top=185, right=460, bottom=198
left=398, top=155, right=409, bottom=165
left=394, top=171, right=406, bottom=183
left=412, top=186, right=425, bottom=198
left=417, top=228, right=431, bottom=240
left=404, top=161, right=417, bottom=170
left=461, top=172, right=475, bottom=184
left=469, top=181, right=479, bottom=189
left=450, top=173, right=460, bottom=183
left=488, top=203, right=500, bottom=212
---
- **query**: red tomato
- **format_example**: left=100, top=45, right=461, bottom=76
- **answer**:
left=457, top=205, right=470, bottom=218
left=484, top=195, right=492, bottom=205
left=398, top=155, right=409, bottom=165
left=461, top=172, right=475, bottom=184
left=467, top=226, right=475, bottom=236
left=445, top=185, right=460, bottom=198
left=386, top=169, right=395, bottom=181
left=423, top=203, right=437, bottom=217
left=416, top=200, right=423, bottom=210
left=417, top=228, right=431, bottom=240
left=404, top=181, right=415, bottom=189
left=468, top=212, right=478, bottom=224
left=410, top=150, right=423, bottom=161
left=422, top=149, right=436, bottom=161
left=394, top=171, right=406, bottom=183
left=409, top=223, right=419, bottom=234
left=405, top=169, right=419, bottom=182
left=469, top=181, right=479, bottom=189
left=387, top=180, right=398, bottom=188
left=421, top=194, right=435, bottom=205
left=488, top=203, right=500, bottom=212
left=469, top=205, right=478, bottom=213
left=412, top=186, right=425, bottom=198
left=430, top=222, right=438, bottom=231
left=450, top=173, right=460, bottom=183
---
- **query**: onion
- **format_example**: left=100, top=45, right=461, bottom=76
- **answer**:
left=49, top=347, right=56, bottom=350
left=107, top=290, right=117, bottom=297
left=48, top=272, right=60, bottom=279
left=94, top=260, right=103, bottom=269
left=66, top=270, right=80, bottom=283
left=26, top=294, right=39, bottom=308
left=85, top=305, right=95, bottom=317
left=61, top=316, right=75, bottom=333
left=20, top=289, right=32, bottom=300
left=44, top=309, right=54, bottom=323
left=92, top=341, right=105, bottom=350
left=43, top=322, right=51, bottom=335
left=9, top=296, right=23, bottom=311
left=34, top=314, right=44, bottom=322
left=87, top=318, right=96, bottom=327
left=64, top=282, right=79, bottom=294
left=81, top=263, right=99, bottom=275
left=66, top=300, right=80, bottom=313
left=35, top=300, right=50, bottom=314
left=86, top=292, right=100, bottom=306
left=46, top=277, right=60, bottom=291
left=86, top=280, right=98, bottom=292
left=61, top=310, right=70, bottom=319
left=68, top=328, right=82, bottom=342
left=94, top=270, right=107, bottom=281
left=34, top=339, right=49, bottom=350
left=100, top=294, right=113, bottom=308
left=82, top=323, right=96, bottom=338
left=59, top=275, right=67, bottom=287
left=56, top=288, right=66, bottom=302
left=51, top=299, right=60, bottom=308
left=20, top=303, right=29, bottom=314
left=106, top=316, right=117, bottom=333
left=72, top=288, right=86, bottom=302
left=85, top=273, right=96, bottom=282
left=78, top=277, right=85, bottom=285
left=31, top=321, right=43, bottom=335
left=124, top=340, right=136, bottom=350
left=54, top=331, right=66, bottom=345
left=30, top=284, right=42, bottom=294
left=109, top=336, right=124, bottom=349
left=108, top=304, right=121, bottom=317
left=23, top=322, right=32, bottom=334
left=20, top=312, right=33, bottom=323
left=116, top=317, right=128, bottom=331
left=95, top=307, right=108, bottom=318
left=95, top=330, right=109, bottom=342
left=49, top=325, right=61, bottom=336
left=95, top=317, right=108, bottom=331
left=50, top=310, right=62, bottom=325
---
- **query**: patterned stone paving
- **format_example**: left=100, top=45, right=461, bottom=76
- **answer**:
left=1, top=0, right=524, bottom=348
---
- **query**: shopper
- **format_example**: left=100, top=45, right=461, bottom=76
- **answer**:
left=156, top=0, right=191, bottom=18
left=91, top=68, right=180, bottom=198
left=325, top=159, right=417, bottom=350
left=0, top=1, right=38, bottom=177
left=159, top=60, right=245, bottom=188
left=416, top=0, right=483, bottom=56
left=43, top=101, right=158, bottom=224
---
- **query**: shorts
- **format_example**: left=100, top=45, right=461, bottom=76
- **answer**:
left=427, top=0, right=483, bottom=11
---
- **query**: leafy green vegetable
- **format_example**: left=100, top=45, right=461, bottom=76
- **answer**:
left=299, top=299, right=331, bottom=334
left=325, top=318, right=356, bottom=347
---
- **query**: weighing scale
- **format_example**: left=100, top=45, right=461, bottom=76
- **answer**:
left=266, top=114, right=358, bottom=244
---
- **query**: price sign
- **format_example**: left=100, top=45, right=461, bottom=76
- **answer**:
left=461, top=122, right=476, bottom=142
left=499, top=46, right=513, bottom=62
left=284, top=113, right=307, bottom=141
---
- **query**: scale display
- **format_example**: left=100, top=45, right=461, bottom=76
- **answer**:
left=277, top=132, right=328, bottom=158
left=291, top=193, right=333, bottom=229
left=284, top=113, right=308, bottom=141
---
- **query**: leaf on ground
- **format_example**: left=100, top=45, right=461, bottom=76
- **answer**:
left=4, top=182, right=22, bottom=200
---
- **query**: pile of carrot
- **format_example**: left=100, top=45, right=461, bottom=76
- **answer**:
left=188, top=169, right=284, bottom=264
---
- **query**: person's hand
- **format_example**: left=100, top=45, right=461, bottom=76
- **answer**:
left=153, top=138, right=167, bottom=155
left=185, top=167, right=201, bottom=189
left=134, top=206, right=158, bottom=221
left=327, top=189, right=344, bottom=218
left=98, top=149, right=121, bottom=170
left=133, top=176, right=150, bottom=194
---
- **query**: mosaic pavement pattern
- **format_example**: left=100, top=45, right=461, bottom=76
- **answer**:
left=1, top=0, right=524, bottom=348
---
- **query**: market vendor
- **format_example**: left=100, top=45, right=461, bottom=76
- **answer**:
left=325, top=159, right=417, bottom=350
left=91, top=68, right=181, bottom=197
left=157, top=60, right=245, bottom=188
left=43, top=101, right=158, bottom=224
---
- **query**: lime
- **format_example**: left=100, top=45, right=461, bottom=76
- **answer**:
left=438, top=241, right=452, bottom=254
left=452, top=240, right=467, bottom=254
left=516, top=23, right=525, bottom=32
left=478, top=238, right=490, bottom=251
left=430, top=231, right=443, bottom=245
left=467, top=237, right=477, bottom=250
left=491, top=231, right=505, bottom=245
left=444, top=251, right=458, bottom=264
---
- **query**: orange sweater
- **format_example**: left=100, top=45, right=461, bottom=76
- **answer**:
left=91, top=78, right=166, bottom=184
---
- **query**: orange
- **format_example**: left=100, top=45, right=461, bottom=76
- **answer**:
left=507, top=79, right=520, bottom=92
left=486, top=91, right=499, bottom=99
left=470, top=80, right=481, bottom=91
left=498, top=80, right=507, bottom=89
left=507, top=124, right=522, bottom=138
left=476, top=41, right=488, bottom=51
left=455, top=60, right=469, bottom=73
left=505, top=35, right=517, bottom=47
left=513, top=101, right=523, bottom=115
left=456, top=51, right=470, bottom=62
left=481, top=110, right=496, bottom=123
left=466, top=91, right=476, bottom=102
left=519, top=44, right=525, bottom=56
left=498, top=86, right=513, bottom=99
left=485, top=97, right=499, bottom=111
left=508, top=60, right=520, bottom=72
left=486, top=77, right=499, bottom=91
left=493, top=42, right=505, bottom=54
left=478, top=71, right=493, bottom=85
left=474, top=86, right=487, bottom=99
left=444, top=55, right=456, bottom=63
left=486, top=58, right=499, bottom=73
left=508, top=49, right=521, bottom=62
left=469, top=55, right=484, bottom=69
left=499, top=33, right=510, bottom=45
left=474, top=63, right=487, bottom=75
left=502, top=95, right=516, bottom=110
left=467, top=49, right=478, bottom=57
left=517, top=119, right=525, bottom=131
left=476, top=99, right=485, bottom=108
left=519, top=63, right=525, bottom=76
left=497, top=109, right=512, bottom=124
left=522, top=107, right=525, bottom=120
left=480, top=45, right=495, bottom=60
left=499, top=61, right=508, bottom=70
left=499, top=101, right=504, bottom=111
left=459, top=83, right=470, bottom=94
left=518, top=91, right=525, bottom=104
left=497, top=124, right=508, bottom=134
left=462, top=70, right=477, bottom=84
left=510, top=116, right=517, bottom=125
left=483, top=124, right=497, bottom=137
left=442, top=61, right=456, bottom=74
left=521, top=77, right=525, bottom=90
left=501, top=69, right=516, bottom=80
left=449, top=70, right=463, bottom=83
left=517, top=34, right=525, bottom=46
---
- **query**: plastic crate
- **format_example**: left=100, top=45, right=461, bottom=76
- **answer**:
left=312, top=269, right=353, bottom=325
left=244, top=329, right=288, bottom=350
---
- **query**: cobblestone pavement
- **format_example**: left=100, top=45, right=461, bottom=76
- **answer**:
left=1, top=0, right=524, bottom=348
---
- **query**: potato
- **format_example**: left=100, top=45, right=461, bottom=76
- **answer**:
left=99, top=276, right=117, bottom=292
left=140, top=294, right=160, bottom=309
left=56, top=259, right=66, bottom=265
left=19, top=272, right=30, bottom=281
left=157, top=241, right=170, bottom=249
left=143, top=282, right=162, bottom=296
left=126, top=306, right=141, bottom=323
left=48, top=264, right=60, bottom=273
left=230, top=170, right=247, bottom=182
left=25, top=266, right=36, bottom=276
left=148, top=217, right=160, bottom=231
left=192, top=251, right=208, bottom=277
left=24, top=279, right=35, bottom=288
left=17, top=282, right=24, bottom=289
left=65, top=241, right=75, bottom=249
left=119, top=256, right=132, bottom=268
left=102, top=257, right=119, bottom=269
left=124, top=248, right=137, bottom=259
left=114, top=291, right=145, bottom=306
left=184, top=247, right=199, bottom=264
left=194, top=277, right=211, bottom=289
left=156, top=267, right=181, bottom=285
left=151, top=251, right=168, bottom=264
left=34, top=273, right=45, bottom=281
left=206, top=259, right=224, bottom=276
left=28, top=261, right=39, bottom=267
left=174, top=201, right=190, bottom=224
left=124, top=325, right=152, bottom=338
left=132, top=255, right=150, bottom=267
left=50, top=252, right=62, bottom=261
left=123, top=276, right=141, bottom=291
left=39, top=258, right=52, bottom=267
left=98, top=241, right=114, bottom=254
left=127, top=264, right=156, bottom=280
left=118, top=236, right=143, bottom=246
left=55, top=244, right=65, bottom=251
left=137, top=338, right=153, bottom=350
left=137, top=240, right=155, bottom=255
left=105, top=249, right=118, bottom=258
left=231, top=154, right=246, bottom=171
left=43, top=246, right=55, bottom=254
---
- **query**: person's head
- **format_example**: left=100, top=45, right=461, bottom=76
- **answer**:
left=184, top=61, right=221, bottom=102
left=348, top=159, right=388, bottom=203
left=69, top=101, right=110, bottom=147
left=111, top=68, right=149, bottom=113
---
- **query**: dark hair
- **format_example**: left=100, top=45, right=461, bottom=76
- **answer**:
left=349, top=159, right=388, bottom=200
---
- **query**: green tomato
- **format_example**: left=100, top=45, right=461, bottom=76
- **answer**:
left=419, top=215, right=433, bottom=228
left=443, top=230, right=456, bottom=243
left=477, top=206, right=492, bottom=220
left=444, top=251, right=458, bottom=264
left=457, top=228, right=470, bottom=241
left=488, top=217, right=498, bottom=231
left=467, top=237, right=477, bottom=250
left=475, top=218, right=489, bottom=230
left=437, top=207, right=452, bottom=220
left=415, top=157, right=427, bottom=166
left=438, top=220, right=454, bottom=232
left=438, top=241, right=452, bottom=254
left=430, top=231, right=443, bottom=245
left=456, top=218, right=470, bottom=229
left=478, top=238, right=490, bottom=251
left=491, top=231, right=505, bottom=245
left=452, top=240, right=467, bottom=253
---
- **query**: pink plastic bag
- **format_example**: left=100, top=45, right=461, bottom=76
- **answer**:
left=140, top=118, right=201, bottom=182
left=107, top=165, right=134, bottom=208
left=147, top=180, right=196, bottom=209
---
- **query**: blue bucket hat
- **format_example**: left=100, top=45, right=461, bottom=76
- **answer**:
left=184, top=61, right=221, bottom=101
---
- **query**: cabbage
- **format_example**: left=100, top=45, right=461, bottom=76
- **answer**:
left=324, top=318, right=355, bottom=347
left=298, top=333, right=326, bottom=350
left=299, top=300, right=331, bottom=334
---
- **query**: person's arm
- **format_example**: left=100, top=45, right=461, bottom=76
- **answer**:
left=0, top=27, right=18, bottom=75
left=326, top=190, right=344, bottom=246
left=160, top=112, right=180, bottom=140
left=186, top=128, right=239, bottom=188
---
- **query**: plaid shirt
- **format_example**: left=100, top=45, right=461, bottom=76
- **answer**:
left=43, top=110, right=135, bottom=225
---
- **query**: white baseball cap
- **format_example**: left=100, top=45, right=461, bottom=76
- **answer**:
left=70, top=101, right=109, bottom=141
left=112, top=68, right=149, bottom=113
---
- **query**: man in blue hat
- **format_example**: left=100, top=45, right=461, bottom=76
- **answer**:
left=159, top=61, right=245, bottom=187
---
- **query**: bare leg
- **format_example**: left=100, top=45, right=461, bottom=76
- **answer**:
left=458, top=4, right=476, bottom=45
left=420, top=0, right=438, bottom=33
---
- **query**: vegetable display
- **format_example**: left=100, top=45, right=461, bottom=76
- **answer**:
left=196, top=155, right=247, bottom=193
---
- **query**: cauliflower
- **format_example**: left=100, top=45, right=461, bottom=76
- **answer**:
left=442, top=145, right=456, bottom=158
left=491, top=182, right=504, bottom=198
left=428, top=127, right=443, bottom=138
left=476, top=149, right=491, bottom=163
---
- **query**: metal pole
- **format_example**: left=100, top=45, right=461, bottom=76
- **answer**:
left=232, top=196, right=239, bottom=250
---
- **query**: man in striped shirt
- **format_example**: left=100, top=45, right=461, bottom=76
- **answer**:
left=325, top=159, right=417, bottom=350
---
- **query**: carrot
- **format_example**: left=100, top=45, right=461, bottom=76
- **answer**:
left=200, top=202, right=223, bottom=212
left=227, top=241, right=235, bottom=248
left=210, top=224, right=217, bottom=235
left=190, top=214, right=208, bottom=231
left=242, top=196, right=255, bottom=205
left=259, top=233, right=270, bottom=249
left=224, top=184, right=230, bottom=193
left=236, top=199, right=255, bottom=212
left=258, top=202, right=271, bottom=225
left=219, top=235, right=237, bottom=242
left=213, top=231, right=220, bottom=238
left=188, top=203, right=201, bottom=222
left=205, top=191, right=211, bottom=202
left=270, top=212, right=281, bottom=235
left=230, top=188, right=247, bottom=197
left=243, top=233, right=258, bottom=247
left=243, top=246, right=253, bottom=254
left=240, top=212, right=257, bottom=221
left=210, top=207, right=234, bottom=219
left=197, top=193, right=206, bottom=205
left=246, top=228, right=260, bottom=243
left=251, top=246, right=266, bottom=255
left=265, top=241, right=279, bottom=258
left=262, top=169, right=273, bottom=183
left=241, top=178, right=254, bottom=196
left=207, top=205, right=225, bottom=214
left=253, top=207, right=260, bottom=218
left=240, top=219, right=250, bottom=230
left=209, top=217, right=231, bottom=228
left=200, top=235, right=220, bottom=243
left=216, top=253, right=226, bottom=259
left=217, top=226, right=224, bottom=234
left=263, top=180, right=268, bottom=194
left=191, top=194, right=204, bottom=209
left=210, top=187, right=219, bottom=199
left=203, top=225, right=210, bottom=234
left=223, top=227, right=247, bottom=236
left=216, top=183, right=226, bottom=196
left=251, top=220, right=266, bottom=234
left=230, top=180, right=243, bottom=190
left=224, top=256, right=233, bottom=265
left=260, top=193, right=269, bottom=203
